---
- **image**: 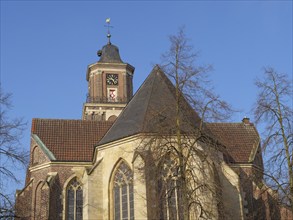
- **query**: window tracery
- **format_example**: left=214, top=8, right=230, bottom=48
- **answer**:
left=113, top=161, right=134, bottom=220
left=159, top=157, right=183, bottom=220
left=66, top=177, right=83, bottom=220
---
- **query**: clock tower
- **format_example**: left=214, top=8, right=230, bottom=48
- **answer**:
left=82, top=34, right=135, bottom=121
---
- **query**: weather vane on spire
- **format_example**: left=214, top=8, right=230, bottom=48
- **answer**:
left=105, top=18, right=113, bottom=44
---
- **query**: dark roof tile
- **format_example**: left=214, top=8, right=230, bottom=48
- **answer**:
left=98, top=66, right=202, bottom=145
left=98, top=44, right=123, bottom=63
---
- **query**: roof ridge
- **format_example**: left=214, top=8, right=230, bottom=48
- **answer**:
left=32, top=118, right=113, bottom=124
left=208, top=122, right=256, bottom=126
left=208, top=122, right=243, bottom=124
left=32, top=118, right=83, bottom=121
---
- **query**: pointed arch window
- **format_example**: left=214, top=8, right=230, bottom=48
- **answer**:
left=32, top=146, right=39, bottom=165
left=159, top=157, right=183, bottom=220
left=34, top=182, right=49, bottom=220
left=66, top=177, right=83, bottom=220
left=113, top=161, right=134, bottom=220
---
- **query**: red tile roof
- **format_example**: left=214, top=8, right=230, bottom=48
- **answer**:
left=207, top=122, right=260, bottom=163
left=30, top=119, right=260, bottom=163
left=31, top=119, right=113, bottom=162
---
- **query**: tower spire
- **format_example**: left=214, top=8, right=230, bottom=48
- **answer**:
left=105, top=18, right=113, bottom=45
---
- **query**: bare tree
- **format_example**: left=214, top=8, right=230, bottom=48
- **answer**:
left=161, top=27, right=234, bottom=123
left=253, top=67, right=293, bottom=210
left=137, top=28, right=234, bottom=220
left=0, top=88, right=28, bottom=219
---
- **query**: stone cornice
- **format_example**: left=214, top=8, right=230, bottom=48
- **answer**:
left=29, top=161, right=92, bottom=172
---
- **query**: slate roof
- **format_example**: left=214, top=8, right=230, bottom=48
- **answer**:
left=98, top=66, right=202, bottom=145
left=206, top=122, right=260, bottom=163
left=98, top=43, right=123, bottom=63
left=31, top=119, right=113, bottom=162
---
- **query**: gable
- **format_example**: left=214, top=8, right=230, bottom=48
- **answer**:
left=31, top=144, right=51, bottom=166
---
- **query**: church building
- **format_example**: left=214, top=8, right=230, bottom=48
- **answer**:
left=15, top=32, right=287, bottom=220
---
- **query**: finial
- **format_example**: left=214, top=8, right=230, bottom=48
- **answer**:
left=105, top=18, right=113, bottom=45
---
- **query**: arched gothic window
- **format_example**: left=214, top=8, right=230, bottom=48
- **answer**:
left=113, top=161, right=134, bottom=220
left=159, top=157, right=183, bottom=220
left=34, top=182, right=48, bottom=220
left=32, top=147, right=39, bottom=165
left=66, top=177, right=83, bottom=220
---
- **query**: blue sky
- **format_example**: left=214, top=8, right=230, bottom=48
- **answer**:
left=1, top=1, right=292, bottom=195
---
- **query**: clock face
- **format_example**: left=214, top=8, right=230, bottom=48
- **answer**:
left=106, top=74, right=118, bottom=85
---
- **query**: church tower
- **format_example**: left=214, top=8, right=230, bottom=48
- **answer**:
left=83, top=30, right=135, bottom=121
